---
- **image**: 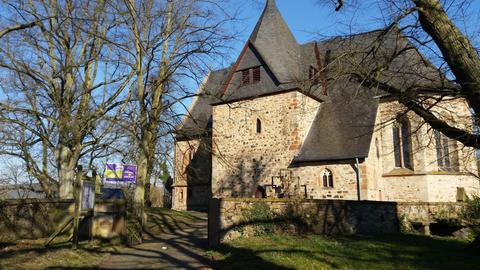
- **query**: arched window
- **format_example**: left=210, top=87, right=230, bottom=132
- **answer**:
left=254, top=186, right=266, bottom=198
left=434, top=130, right=459, bottom=171
left=256, top=118, right=262, bottom=134
left=322, top=169, right=333, bottom=188
left=393, top=117, right=412, bottom=169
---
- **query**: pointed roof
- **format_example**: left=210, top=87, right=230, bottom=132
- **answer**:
left=176, top=67, right=230, bottom=141
left=249, top=0, right=301, bottom=83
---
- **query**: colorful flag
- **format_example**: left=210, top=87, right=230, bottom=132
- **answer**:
left=105, top=164, right=137, bottom=182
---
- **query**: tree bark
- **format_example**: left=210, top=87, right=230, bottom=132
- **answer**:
left=413, top=0, right=480, bottom=116
left=132, top=0, right=174, bottom=227
left=57, top=144, right=79, bottom=198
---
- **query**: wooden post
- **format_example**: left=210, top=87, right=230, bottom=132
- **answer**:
left=93, top=168, right=101, bottom=195
left=72, top=165, right=84, bottom=249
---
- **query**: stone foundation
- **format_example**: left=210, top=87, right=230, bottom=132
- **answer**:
left=208, top=198, right=468, bottom=246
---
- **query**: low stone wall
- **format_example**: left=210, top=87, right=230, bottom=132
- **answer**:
left=0, top=199, right=73, bottom=242
left=0, top=198, right=126, bottom=242
left=208, top=198, right=467, bottom=246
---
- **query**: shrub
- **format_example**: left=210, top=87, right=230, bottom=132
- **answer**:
left=241, top=202, right=277, bottom=236
left=462, top=195, right=480, bottom=249
left=239, top=201, right=306, bottom=237
left=464, top=195, right=480, bottom=234
left=464, top=196, right=480, bottom=219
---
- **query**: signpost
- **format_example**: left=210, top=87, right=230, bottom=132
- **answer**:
left=72, top=166, right=83, bottom=249
left=46, top=166, right=97, bottom=248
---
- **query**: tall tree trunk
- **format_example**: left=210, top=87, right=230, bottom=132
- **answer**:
left=57, top=143, right=80, bottom=199
left=133, top=0, right=174, bottom=227
left=413, top=0, right=480, bottom=116
left=134, top=142, right=151, bottom=224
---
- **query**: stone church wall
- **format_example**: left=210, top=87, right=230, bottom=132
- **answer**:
left=173, top=137, right=212, bottom=211
left=211, top=91, right=322, bottom=198
left=364, top=99, right=479, bottom=202
left=192, top=88, right=479, bottom=204
left=291, top=164, right=359, bottom=200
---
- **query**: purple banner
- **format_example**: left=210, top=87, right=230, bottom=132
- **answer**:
left=105, top=164, right=137, bottom=182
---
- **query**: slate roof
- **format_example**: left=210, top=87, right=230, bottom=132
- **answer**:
left=292, top=28, right=449, bottom=163
left=176, top=0, right=451, bottom=162
left=249, top=0, right=301, bottom=83
left=175, top=68, right=230, bottom=140
left=292, top=78, right=379, bottom=163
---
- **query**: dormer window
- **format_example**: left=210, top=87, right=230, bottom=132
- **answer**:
left=253, top=67, right=261, bottom=83
left=241, top=69, right=250, bottom=86
left=240, top=66, right=261, bottom=86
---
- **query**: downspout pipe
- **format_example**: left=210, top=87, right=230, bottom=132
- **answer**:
left=355, top=157, right=362, bottom=201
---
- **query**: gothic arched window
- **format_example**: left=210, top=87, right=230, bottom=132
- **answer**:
left=434, top=130, right=459, bottom=171
left=393, top=117, right=412, bottom=169
left=322, top=169, right=333, bottom=188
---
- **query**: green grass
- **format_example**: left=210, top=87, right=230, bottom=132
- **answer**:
left=209, top=234, right=480, bottom=270
left=0, top=208, right=203, bottom=270
left=0, top=237, right=117, bottom=270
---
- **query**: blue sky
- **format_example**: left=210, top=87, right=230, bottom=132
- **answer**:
left=233, top=0, right=387, bottom=43
left=222, top=0, right=386, bottom=65
left=225, top=0, right=480, bottom=61
left=2, top=0, right=480, bottom=181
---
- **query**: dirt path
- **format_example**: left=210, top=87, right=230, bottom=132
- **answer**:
left=99, top=210, right=211, bottom=270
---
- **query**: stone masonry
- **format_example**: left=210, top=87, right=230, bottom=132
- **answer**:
left=208, top=198, right=468, bottom=245
left=210, top=93, right=480, bottom=202
left=175, top=0, right=480, bottom=208
left=173, top=137, right=212, bottom=211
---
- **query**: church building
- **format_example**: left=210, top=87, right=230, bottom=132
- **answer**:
left=172, top=0, right=480, bottom=211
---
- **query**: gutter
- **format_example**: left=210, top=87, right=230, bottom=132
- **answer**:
left=355, top=157, right=362, bottom=201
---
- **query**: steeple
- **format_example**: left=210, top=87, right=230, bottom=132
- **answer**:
left=249, top=0, right=301, bottom=83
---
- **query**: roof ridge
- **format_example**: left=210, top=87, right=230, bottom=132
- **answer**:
left=246, top=0, right=301, bottom=83
left=300, top=26, right=397, bottom=46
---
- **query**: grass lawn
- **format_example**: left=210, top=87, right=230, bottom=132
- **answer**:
left=0, top=208, right=202, bottom=270
left=208, top=234, right=479, bottom=270
left=0, top=237, right=117, bottom=270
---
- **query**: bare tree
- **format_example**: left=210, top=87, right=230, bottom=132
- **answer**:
left=0, top=0, right=132, bottom=198
left=319, top=0, right=480, bottom=248
left=106, top=0, right=236, bottom=224
left=320, top=0, right=480, bottom=147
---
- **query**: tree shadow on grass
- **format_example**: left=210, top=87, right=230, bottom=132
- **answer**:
left=333, top=234, right=480, bottom=269
left=209, top=233, right=480, bottom=270
left=0, top=240, right=68, bottom=260
left=210, top=243, right=295, bottom=270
